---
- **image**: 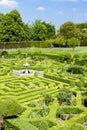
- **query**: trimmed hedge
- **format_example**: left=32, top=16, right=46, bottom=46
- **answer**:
left=44, top=73, right=74, bottom=85
left=56, top=107, right=83, bottom=116
left=0, top=41, right=51, bottom=49
left=7, top=118, right=38, bottom=130
left=0, top=98, right=23, bottom=118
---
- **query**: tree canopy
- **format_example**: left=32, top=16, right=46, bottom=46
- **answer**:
left=0, top=9, right=29, bottom=42
left=0, top=10, right=56, bottom=42
left=59, top=21, right=80, bottom=40
left=0, top=9, right=87, bottom=47
left=77, top=22, right=87, bottom=30
left=32, top=20, right=55, bottom=41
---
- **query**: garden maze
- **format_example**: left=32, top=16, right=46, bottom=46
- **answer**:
left=0, top=49, right=87, bottom=130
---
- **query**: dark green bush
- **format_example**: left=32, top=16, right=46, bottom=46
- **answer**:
left=57, top=87, right=75, bottom=105
left=0, top=98, right=23, bottom=118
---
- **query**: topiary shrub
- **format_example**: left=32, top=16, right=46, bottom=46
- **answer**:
left=0, top=98, right=23, bottom=118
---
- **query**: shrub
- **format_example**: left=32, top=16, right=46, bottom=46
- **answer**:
left=44, top=93, right=54, bottom=106
left=57, top=88, right=75, bottom=105
left=0, top=98, right=23, bottom=118
left=67, top=37, right=80, bottom=50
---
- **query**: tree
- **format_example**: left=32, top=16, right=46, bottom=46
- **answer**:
left=59, top=21, right=80, bottom=40
left=67, top=37, right=80, bottom=50
left=42, top=21, right=56, bottom=39
left=0, top=9, right=31, bottom=42
left=77, top=22, right=87, bottom=30
left=23, top=23, right=33, bottom=40
left=0, top=12, right=4, bottom=21
left=55, top=36, right=66, bottom=47
left=80, top=28, right=87, bottom=46
left=32, top=20, right=47, bottom=41
left=81, top=28, right=87, bottom=40
left=32, top=20, right=56, bottom=41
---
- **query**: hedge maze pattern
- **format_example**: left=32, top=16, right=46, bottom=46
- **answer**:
left=0, top=49, right=87, bottom=130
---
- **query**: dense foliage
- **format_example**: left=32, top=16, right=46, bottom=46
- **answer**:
left=0, top=10, right=29, bottom=42
left=67, top=37, right=80, bottom=49
left=0, top=10, right=55, bottom=42
left=59, top=21, right=80, bottom=40
left=57, top=88, right=75, bottom=105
